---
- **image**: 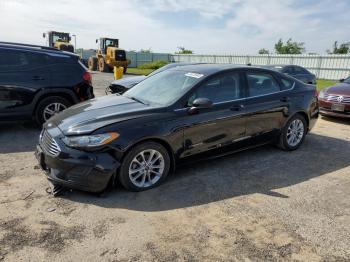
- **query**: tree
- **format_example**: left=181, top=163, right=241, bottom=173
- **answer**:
left=258, top=48, right=269, bottom=54
left=327, top=41, right=350, bottom=54
left=274, top=38, right=305, bottom=54
left=140, top=48, right=152, bottom=53
left=175, top=47, right=193, bottom=54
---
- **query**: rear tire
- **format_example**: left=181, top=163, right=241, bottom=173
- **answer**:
left=35, top=96, right=71, bottom=126
left=98, top=57, right=109, bottom=72
left=118, top=142, right=171, bottom=192
left=88, top=57, right=97, bottom=71
left=277, top=114, right=307, bottom=151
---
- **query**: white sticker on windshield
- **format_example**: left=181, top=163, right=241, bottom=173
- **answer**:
left=185, top=72, right=204, bottom=79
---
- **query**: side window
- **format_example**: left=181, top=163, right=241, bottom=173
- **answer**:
left=283, top=66, right=294, bottom=74
left=188, top=72, right=242, bottom=105
left=295, top=66, right=309, bottom=74
left=0, top=49, right=29, bottom=72
left=280, top=78, right=295, bottom=90
left=246, top=72, right=280, bottom=97
left=26, top=52, right=48, bottom=68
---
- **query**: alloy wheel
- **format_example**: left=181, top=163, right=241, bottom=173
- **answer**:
left=128, top=149, right=165, bottom=188
left=43, top=102, right=67, bottom=121
left=286, top=119, right=304, bottom=147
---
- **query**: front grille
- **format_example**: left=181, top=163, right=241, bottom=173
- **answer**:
left=115, top=50, right=126, bottom=61
left=40, top=129, right=61, bottom=157
left=324, top=94, right=350, bottom=104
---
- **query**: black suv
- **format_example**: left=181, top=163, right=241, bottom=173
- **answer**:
left=0, top=42, right=94, bottom=125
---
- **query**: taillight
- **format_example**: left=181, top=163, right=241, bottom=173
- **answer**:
left=313, top=89, right=318, bottom=97
left=83, top=71, right=92, bottom=83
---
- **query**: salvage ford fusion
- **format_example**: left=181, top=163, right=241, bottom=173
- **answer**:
left=35, top=64, right=318, bottom=195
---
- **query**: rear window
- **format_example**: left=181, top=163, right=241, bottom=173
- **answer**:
left=294, top=66, right=309, bottom=74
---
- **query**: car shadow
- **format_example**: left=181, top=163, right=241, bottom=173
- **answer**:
left=320, top=115, right=350, bottom=125
left=0, top=123, right=40, bottom=154
left=67, top=133, right=350, bottom=212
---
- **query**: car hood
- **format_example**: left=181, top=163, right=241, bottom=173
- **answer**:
left=47, top=95, right=156, bottom=135
left=325, top=83, right=350, bottom=96
left=110, top=75, right=146, bottom=88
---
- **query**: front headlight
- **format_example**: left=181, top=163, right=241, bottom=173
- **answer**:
left=318, top=89, right=325, bottom=99
left=62, top=132, right=119, bottom=149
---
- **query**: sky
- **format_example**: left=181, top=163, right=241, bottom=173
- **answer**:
left=0, top=0, right=349, bottom=54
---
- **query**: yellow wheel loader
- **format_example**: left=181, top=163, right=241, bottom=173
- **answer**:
left=43, top=31, right=74, bottom=53
left=88, top=38, right=129, bottom=73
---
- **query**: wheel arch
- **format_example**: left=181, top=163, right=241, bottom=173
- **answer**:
left=118, top=137, right=176, bottom=176
left=32, top=89, right=78, bottom=118
left=285, top=111, right=310, bottom=132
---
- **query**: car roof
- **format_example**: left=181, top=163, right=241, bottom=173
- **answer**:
left=168, top=63, right=267, bottom=75
left=0, top=42, right=78, bottom=57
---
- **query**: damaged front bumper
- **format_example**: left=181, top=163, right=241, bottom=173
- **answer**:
left=35, top=128, right=120, bottom=193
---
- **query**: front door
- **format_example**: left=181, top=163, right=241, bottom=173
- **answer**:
left=179, top=71, right=246, bottom=157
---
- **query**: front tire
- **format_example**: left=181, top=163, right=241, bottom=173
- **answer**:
left=118, top=142, right=170, bottom=191
left=278, top=114, right=307, bottom=151
left=88, top=57, right=97, bottom=71
left=98, top=57, right=109, bottom=72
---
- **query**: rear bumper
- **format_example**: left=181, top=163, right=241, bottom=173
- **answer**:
left=35, top=144, right=120, bottom=193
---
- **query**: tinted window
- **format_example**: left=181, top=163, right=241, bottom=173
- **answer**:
left=283, top=66, right=294, bottom=74
left=188, top=72, right=242, bottom=105
left=281, top=78, right=295, bottom=90
left=246, top=72, right=280, bottom=96
left=294, top=66, right=309, bottom=74
left=0, top=49, right=29, bottom=72
left=0, top=49, right=48, bottom=72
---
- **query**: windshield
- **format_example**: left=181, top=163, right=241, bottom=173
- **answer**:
left=123, top=70, right=204, bottom=106
left=147, top=63, right=179, bottom=77
left=53, top=33, right=69, bottom=43
left=105, top=39, right=118, bottom=47
left=344, top=76, right=350, bottom=83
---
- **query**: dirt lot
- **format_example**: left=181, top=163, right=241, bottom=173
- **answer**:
left=0, top=72, right=349, bottom=261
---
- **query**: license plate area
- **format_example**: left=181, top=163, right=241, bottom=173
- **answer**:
left=331, top=103, right=345, bottom=112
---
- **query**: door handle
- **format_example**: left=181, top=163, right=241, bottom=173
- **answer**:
left=230, top=104, right=244, bottom=111
left=32, top=76, right=44, bottom=80
left=280, top=97, right=290, bottom=102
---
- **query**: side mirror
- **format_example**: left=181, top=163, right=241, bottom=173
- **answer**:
left=188, top=98, right=213, bottom=114
left=340, top=78, right=345, bottom=82
left=96, top=39, right=98, bottom=43
left=42, top=33, right=46, bottom=38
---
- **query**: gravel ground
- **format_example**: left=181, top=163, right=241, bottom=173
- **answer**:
left=0, top=72, right=349, bottom=261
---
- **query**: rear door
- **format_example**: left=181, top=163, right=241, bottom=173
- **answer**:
left=243, top=70, right=291, bottom=138
left=0, top=49, right=50, bottom=120
left=180, top=71, right=246, bottom=157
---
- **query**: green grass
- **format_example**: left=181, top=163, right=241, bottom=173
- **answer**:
left=126, top=68, right=155, bottom=75
left=316, top=79, right=337, bottom=92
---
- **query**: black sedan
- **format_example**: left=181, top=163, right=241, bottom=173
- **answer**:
left=108, top=62, right=204, bottom=94
left=263, top=65, right=317, bottom=85
left=36, top=64, right=318, bottom=195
